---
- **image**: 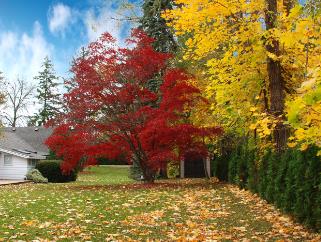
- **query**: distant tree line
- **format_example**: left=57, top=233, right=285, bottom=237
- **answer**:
left=0, top=56, right=61, bottom=127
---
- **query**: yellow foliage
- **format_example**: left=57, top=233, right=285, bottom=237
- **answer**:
left=164, top=0, right=321, bottom=152
left=286, top=67, right=321, bottom=153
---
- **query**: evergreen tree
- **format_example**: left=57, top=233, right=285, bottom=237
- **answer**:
left=32, top=57, right=61, bottom=126
left=140, top=0, right=177, bottom=53
left=139, top=0, right=178, bottom=93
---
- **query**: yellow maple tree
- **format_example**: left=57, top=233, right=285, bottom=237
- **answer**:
left=164, top=0, right=321, bottom=150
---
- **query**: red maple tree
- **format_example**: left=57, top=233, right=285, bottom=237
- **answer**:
left=46, top=29, right=222, bottom=182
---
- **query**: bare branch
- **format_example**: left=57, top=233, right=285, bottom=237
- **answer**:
left=0, top=78, right=35, bottom=127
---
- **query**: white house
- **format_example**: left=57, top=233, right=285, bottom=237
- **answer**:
left=0, top=127, right=52, bottom=180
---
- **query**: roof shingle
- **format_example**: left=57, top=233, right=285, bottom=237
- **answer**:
left=0, top=127, right=53, bottom=159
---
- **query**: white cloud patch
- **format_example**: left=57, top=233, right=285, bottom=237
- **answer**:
left=0, top=21, right=54, bottom=83
left=84, top=4, right=129, bottom=45
left=0, top=21, right=55, bottom=124
left=48, top=3, right=73, bottom=35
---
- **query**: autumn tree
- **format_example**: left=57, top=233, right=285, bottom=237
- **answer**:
left=164, top=0, right=321, bottom=151
left=32, top=57, right=61, bottom=126
left=0, top=78, right=34, bottom=127
left=305, top=0, right=321, bottom=16
left=46, top=30, right=221, bottom=183
left=287, top=67, right=321, bottom=155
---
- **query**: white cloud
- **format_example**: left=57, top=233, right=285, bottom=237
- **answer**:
left=84, top=4, right=128, bottom=45
left=0, top=21, right=55, bottom=124
left=0, top=21, right=54, bottom=83
left=48, top=3, right=73, bottom=35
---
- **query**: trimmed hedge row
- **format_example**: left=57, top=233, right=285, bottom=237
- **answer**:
left=212, top=145, right=321, bottom=231
left=36, top=160, right=78, bottom=183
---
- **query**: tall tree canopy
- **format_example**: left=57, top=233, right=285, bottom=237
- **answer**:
left=139, top=0, right=178, bottom=93
left=32, top=57, right=61, bottom=126
left=164, top=0, right=321, bottom=152
left=46, top=30, right=222, bottom=182
left=140, top=0, right=177, bottom=53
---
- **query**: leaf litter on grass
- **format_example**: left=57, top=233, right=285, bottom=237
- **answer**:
left=0, top=170, right=320, bottom=241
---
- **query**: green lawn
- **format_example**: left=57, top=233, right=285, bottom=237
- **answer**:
left=0, top=166, right=319, bottom=241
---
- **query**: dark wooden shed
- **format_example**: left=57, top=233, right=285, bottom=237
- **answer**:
left=180, top=153, right=211, bottom=178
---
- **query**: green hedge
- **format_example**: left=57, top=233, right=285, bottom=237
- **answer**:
left=212, top=145, right=321, bottom=231
left=97, top=156, right=128, bottom=165
left=36, top=160, right=78, bottom=183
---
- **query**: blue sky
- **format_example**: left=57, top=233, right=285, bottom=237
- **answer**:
left=0, top=0, right=141, bottom=84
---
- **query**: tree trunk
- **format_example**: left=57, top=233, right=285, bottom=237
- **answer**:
left=203, top=157, right=210, bottom=179
left=265, top=0, right=288, bottom=151
left=283, top=0, right=294, bottom=16
left=142, top=168, right=155, bottom=183
left=139, top=160, right=155, bottom=183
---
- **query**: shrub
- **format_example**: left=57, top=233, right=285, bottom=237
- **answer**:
left=264, top=151, right=278, bottom=203
left=97, top=154, right=128, bottom=165
left=26, top=169, right=48, bottom=183
left=36, top=160, right=77, bottom=183
left=167, top=161, right=179, bottom=179
left=128, top=160, right=143, bottom=181
left=212, top=154, right=229, bottom=181
left=212, top=141, right=321, bottom=231
left=274, top=149, right=289, bottom=209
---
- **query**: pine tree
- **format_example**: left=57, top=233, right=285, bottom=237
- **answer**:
left=140, top=0, right=177, bottom=53
left=139, top=0, right=178, bottom=93
left=32, top=57, right=61, bottom=126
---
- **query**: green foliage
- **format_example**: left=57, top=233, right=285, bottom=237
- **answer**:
left=304, top=0, right=321, bottom=16
left=166, top=161, right=179, bottom=178
left=26, top=169, right=48, bottom=183
left=32, top=56, right=61, bottom=126
left=139, top=0, right=177, bottom=92
left=264, top=152, right=277, bottom=203
left=213, top=143, right=321, bottom=231
left=283, top=150, right=301, bottom=212
left=257, top=152, right=269, bottom=199
left=224, top=141, right=254, bottom=189
left=128, top=160, right=143, bottom=181
left=295, top=146, right=320, bottom=228
left=140, top=0, right=177, bottom=53
left=97, top=154, right=128, bottom=165
left=228, top=151, right=238, bottom=184
left=212, top=154, right=229, bottom=181
left=36, top=160, right=77, bottom=183
left=46, top=150, right=60, bottom=160
left=246, top=149, right=258, bottom=193
left=274, top=150, right=290, bottom=208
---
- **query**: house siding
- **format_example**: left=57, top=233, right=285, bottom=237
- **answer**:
left=0, top=152, right=28, bottom=180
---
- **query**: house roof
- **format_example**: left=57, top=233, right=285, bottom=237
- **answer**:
left=0, top=127, right=53, bottom=159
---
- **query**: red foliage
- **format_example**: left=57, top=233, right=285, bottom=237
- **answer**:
left=46, top=29, right=222, bottom=182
